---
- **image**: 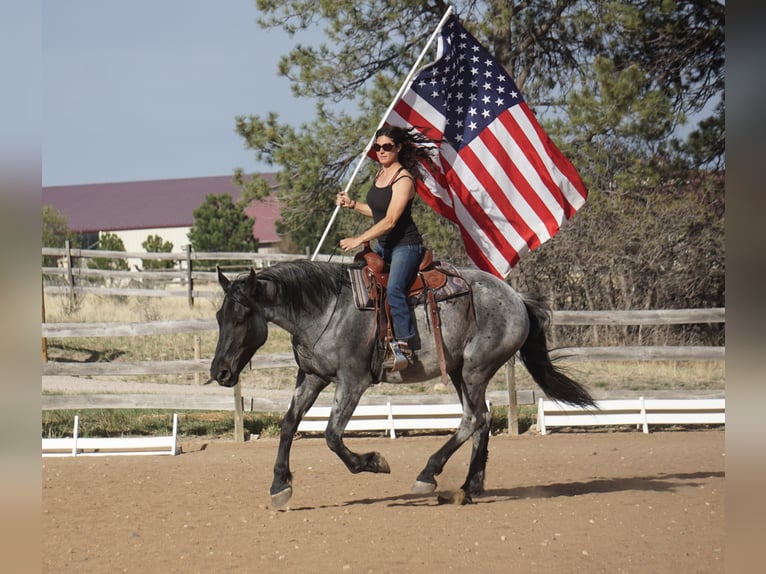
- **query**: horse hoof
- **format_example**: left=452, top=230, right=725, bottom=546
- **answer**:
left=271, top=486, right=293, bottom=508
left=376, top=453, right=391, bottom=474
left=411, top=480, right=437, bottom=494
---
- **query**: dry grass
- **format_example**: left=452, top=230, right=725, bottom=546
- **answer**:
left=44, top=293, right=725, bottom=393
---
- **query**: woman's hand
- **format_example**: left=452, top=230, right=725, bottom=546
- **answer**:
left=335, top=191, right=355, bottom=209
left=339, top=237, right=362, bottom=252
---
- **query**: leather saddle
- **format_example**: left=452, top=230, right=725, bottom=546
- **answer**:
left=349, top=243, right=471, bottom=381
left=353, top=243, right=446, bottom=296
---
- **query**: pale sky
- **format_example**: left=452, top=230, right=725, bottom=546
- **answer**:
left=43, top=0, right=323, bottom=186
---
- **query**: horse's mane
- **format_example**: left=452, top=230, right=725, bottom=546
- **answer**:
left=250, top=260, right=348, bottom=312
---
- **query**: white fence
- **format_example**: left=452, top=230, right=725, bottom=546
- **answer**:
left=536, top=397, right=725, bottom=434
left=42, top=413, right=179, bottom=457
left=297, top=400, right=491, bottom=439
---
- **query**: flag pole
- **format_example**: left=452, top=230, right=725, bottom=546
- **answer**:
left=310, top=5, right=454, bottom=260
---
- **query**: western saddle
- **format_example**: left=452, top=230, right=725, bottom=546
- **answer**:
left=350, top=243, right=470, bottom=380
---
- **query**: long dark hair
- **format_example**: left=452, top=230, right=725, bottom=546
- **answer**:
left=375, top=125, right=441, bottom=181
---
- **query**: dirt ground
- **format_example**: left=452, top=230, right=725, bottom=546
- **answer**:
left=42, top=429, right=724, bottom=573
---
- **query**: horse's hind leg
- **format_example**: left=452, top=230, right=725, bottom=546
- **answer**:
left=411, top=427, right=473, bottom=494
left=412, top=376, right=486, bottom=494
left=270, top=369, right=329, bottom=507
left=413, top=378, right=491, bottom=503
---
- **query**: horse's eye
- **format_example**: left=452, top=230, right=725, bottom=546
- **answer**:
left=232, top=302, right=250, bottom=321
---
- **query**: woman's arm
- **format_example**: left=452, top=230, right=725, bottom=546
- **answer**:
left=339, top=175, right=414, bottom=251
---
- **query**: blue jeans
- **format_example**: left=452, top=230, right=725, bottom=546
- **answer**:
left=376, top=242, right=423, bottom=342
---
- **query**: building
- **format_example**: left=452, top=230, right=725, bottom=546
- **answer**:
left=42, top=174, right=282, bottom=268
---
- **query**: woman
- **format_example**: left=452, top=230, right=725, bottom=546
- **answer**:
left=336, top=125, right=439, bottom=370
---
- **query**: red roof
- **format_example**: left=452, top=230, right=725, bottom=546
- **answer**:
left=42, top=174, right=282, bottom=244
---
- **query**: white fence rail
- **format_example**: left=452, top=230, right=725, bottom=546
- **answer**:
left=42, top=413, right=179, bottom=457
left=297, top=400, right=491, bottom=439
left=536, top=397, right=725, bottom=434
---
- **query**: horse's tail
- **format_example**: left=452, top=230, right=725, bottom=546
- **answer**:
left=519, top=294, right=596, bottom=407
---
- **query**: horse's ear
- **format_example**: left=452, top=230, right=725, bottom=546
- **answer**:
left=217, top=265, right=231, bottom=292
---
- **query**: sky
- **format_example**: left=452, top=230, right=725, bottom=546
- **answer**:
left=43, top=0, right=323, bottom=187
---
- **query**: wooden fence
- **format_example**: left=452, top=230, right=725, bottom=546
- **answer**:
left=42, top=244, right=342, bottom=305
left=42, top=308, right=725, bottom=437
left=41, top=309, right=725, bottom=378
left=41, top=249, right=725, bottom=438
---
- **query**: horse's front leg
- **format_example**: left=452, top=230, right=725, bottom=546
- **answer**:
left=325, top=379, right=390, bottom=475
left=459, top=393, right=492, bottom=504
left=270, top=369, right=329, bottom=507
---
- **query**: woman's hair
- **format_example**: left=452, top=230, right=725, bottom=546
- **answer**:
left=375, top=125, right=441, bottom=180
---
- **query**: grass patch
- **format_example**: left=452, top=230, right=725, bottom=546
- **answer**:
left=490, top=404, right=536, bottom=435
left=42, top=409, right=285, bottom=439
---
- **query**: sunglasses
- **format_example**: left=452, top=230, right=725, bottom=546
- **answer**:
left=372, top=142, right=396, bottom=152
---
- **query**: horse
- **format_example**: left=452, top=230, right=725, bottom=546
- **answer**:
left=210, top=259, right=594, bottom=507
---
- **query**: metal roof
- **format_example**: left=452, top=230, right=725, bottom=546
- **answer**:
left=42, top=174, right=282, bottom=244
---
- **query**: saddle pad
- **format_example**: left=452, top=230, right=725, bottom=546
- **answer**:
left=410, top=262, right=471, bottom=305
left=348, top=266, right=375, bottom=310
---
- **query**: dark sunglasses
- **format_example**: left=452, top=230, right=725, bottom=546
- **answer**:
left=372, top=142, right=396, bottom=152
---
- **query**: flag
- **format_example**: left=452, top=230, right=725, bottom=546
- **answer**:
left=383, top=15, right=587, bottom=278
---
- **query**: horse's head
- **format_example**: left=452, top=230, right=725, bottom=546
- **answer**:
left=209, top=266, right=272, bottom=387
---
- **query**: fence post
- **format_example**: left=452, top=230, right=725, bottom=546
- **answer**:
left=185, top=245, right=194, bottom=308
left=506, top=355, right=518, bottom=436
left=41, top=278, right=48, bottom=363
left=193, top=336, right=201, bottom=385
left=65, top=239, right=75, bottom=307
left=233, top=383, right=245, bottom=442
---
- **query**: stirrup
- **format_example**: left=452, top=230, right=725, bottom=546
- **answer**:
left=386, top=341, right=409, bottom=372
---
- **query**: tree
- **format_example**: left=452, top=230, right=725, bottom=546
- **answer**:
left=87, top=232, right=129, bottom=271
left=237, top=0, right=724, bottom=320
left=42, top=205, right=70, bottom=267
left=187, top=193, right=258, bottom=270
left=141, top=234, right=175, bottom=271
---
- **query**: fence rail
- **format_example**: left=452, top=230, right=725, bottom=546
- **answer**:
left=41, top=309, right=724, bottom=376
left=42, top=310, right=725, bottom=403
left=42, top=245, right=343, bottom=302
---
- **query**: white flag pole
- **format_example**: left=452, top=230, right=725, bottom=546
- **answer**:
left=310, top=5, right=454, bottom=260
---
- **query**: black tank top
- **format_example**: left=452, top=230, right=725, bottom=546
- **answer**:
left=366, top=168, right=422, bottom=248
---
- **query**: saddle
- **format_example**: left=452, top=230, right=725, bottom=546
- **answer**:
left=348, top=243, right=471, bottom=382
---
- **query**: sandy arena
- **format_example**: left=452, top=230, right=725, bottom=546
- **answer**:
left=42, top=428, right=724, bottom=573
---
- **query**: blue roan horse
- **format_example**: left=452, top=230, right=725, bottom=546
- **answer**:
left=210, top=260, right=594, bottom=507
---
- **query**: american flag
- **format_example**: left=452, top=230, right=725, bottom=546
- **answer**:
left=384, top=15, right=588, bottom=278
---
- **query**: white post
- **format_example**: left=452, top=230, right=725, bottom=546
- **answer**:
left=386, top=400, right=396, bottom=439
left=537, top=398, right=547, bottom=435
left=310, top=6, right=454, bottom=260
left=171, top=413, right=179, bottom=455
left=640, top=396, right=648, bottom=434
left=72, top=415, right=79, bottom=456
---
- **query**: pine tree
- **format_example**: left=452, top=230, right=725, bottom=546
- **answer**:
left=187, top=194, right=258, bottom=271
left=237, top=0, right=724, bottom=318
